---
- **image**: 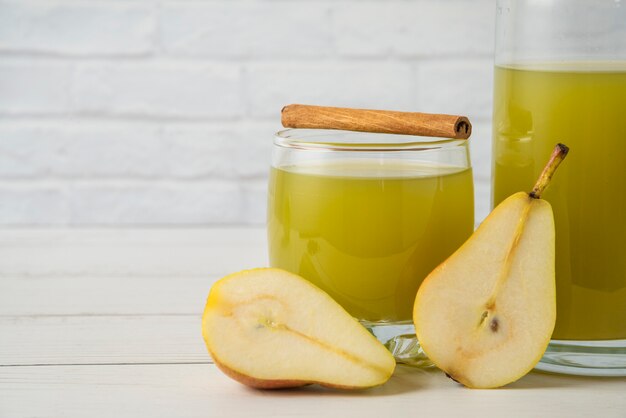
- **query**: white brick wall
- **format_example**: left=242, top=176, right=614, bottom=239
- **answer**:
left=0, top=0, right=495, bottom=226
left=0, top=1, right=155, bottom=55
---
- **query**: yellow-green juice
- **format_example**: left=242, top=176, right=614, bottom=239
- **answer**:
left=493, top=63, right=626, bottom=340
left=268, top=160, right=474, bottom=323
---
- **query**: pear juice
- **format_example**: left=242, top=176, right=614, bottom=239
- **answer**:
left=492, top=63, right=626, bottom=340
left=268, top=160, right=474, bottom=323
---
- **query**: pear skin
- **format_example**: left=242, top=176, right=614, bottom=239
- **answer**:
left=414, top=144, right=568, bottom=388
left=202, top=268, right=396, bottom=389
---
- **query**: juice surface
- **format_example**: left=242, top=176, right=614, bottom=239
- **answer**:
left=492, top=63, right=626, bottom=340
left=268, top=160, right=474, bottom=322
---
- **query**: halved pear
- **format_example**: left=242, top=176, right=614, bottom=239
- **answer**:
left=414, top=144, right=569, bottom=389
left=202, top=268, right=396, bottom=389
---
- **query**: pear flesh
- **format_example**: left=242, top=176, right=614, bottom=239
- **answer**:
left=414, top=191, right=557, bottom=388
left=203, top=268, right=396, bottom=389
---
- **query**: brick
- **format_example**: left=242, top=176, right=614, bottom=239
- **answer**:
left=0, top=122, right=164, bottom=178
left=0, top=0, right=155, bottom=55
left=0, top=121, right=278, bottom=181
left=0, top=126, right=50, bottom=177
left=161, top=126, right=236, bottom=179
left=416, top=59, right=493, bottom=121
left=333, top=1, right=494, bottom=57
left=68, top=182, right=243, bottom=225
left=72, top=63, right=243, bottom=118
left=234, top=124, right=277, bottom=179
left=162, top=122, right=277, bottom=179
left=161, top=2, right=332, bottom=57
left=0, top=185, right=69, bottom=225
left=0, top=61, right=72, bottom=114
left=247, top=63, right=416, bottom=118
left=241, top=180, right=268, bottom=225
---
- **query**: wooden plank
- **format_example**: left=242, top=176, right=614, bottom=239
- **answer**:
left=1, top=364, right=625, bottom=418
left=2, top=228, right=625, bottom=418
left=0, top=276, right=216, bottom=316
left=0, top=316, right=209, bottom=366
left=0, top=228, right=268, bottom=277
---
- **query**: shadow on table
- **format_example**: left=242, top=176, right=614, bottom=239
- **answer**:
left=242, top=365, right=435, bottom=397
left=242, top=366, right=626, bottom=397
left=508, top=370, right=626, bottom=390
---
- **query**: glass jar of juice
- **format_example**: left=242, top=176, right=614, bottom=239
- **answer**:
left=493, top=0, right=626, bottom=375
left=267, top=129, right=474, bottom=363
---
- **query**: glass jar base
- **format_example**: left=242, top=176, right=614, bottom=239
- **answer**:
left=536, top=339, right=626, bottom=376
left=360, top=320, right=434, bottom=368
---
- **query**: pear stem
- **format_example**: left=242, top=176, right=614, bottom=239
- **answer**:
left=529, top=143, right=570, bottom=199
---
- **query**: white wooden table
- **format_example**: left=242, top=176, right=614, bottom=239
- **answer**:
left=1, top=228, right=625, bottom=418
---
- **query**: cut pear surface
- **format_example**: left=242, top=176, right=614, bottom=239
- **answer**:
left=202, top=268, right=396, bottom=389
left=414, top=192, right=556, bottom=388
left=414, top=144, right=568, bottom=389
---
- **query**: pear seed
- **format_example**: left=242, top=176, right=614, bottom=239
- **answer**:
left=490, top=318, right=499, bottom=333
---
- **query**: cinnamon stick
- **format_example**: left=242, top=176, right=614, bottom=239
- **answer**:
left=281, top=104, right=471, bottom=139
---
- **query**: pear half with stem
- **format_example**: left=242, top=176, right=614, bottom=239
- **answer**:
left=414, top=143, right=569, bottom=389
left=203, top=268, right=396, bottom=389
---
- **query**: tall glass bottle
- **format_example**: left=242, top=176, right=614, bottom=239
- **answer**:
left=493, top=0, right=626, bottom=375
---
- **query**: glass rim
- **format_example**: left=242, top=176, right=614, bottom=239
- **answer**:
left=274, top=129, right=468, bottom=152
